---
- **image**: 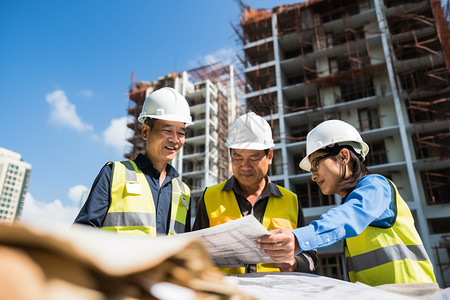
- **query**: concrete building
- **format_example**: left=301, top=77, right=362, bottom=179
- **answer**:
left=0, top=147, right=31, bottom=224
left=234, top=0, right=450, bottom=287
left=125, top=62, right=241, bottom=219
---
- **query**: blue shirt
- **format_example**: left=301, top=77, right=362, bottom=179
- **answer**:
left=293, top=174, right=395, bottom=251
left=74, top=153, right=190, bottom=234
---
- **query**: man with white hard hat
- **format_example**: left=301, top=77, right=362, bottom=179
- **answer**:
left=75, top=87, right=193, bottom=236
left=193, top=112, right=317, bottom=274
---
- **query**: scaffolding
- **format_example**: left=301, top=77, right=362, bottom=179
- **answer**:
left=185, top=62, right=244, bottom=182
left=235, top=0, right=389, bottom=121
left=391, top=0, right=450, bottom=205
left=433, top=235, right=450, bottom=287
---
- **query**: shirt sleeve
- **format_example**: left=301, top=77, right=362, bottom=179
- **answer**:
left=73, top=163, right=112, bottom=228
left=294, top=249, right=318, bottom=272
left=293, top=175, right=394, bottom=251
left=192, top=189, right=210, bottom=230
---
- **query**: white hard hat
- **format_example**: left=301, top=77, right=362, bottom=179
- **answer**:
left=299, top=119, right=369, bottom=171
left=138, top=87, right=193, bottom=126
left=225, top=112, right=275, bottom=150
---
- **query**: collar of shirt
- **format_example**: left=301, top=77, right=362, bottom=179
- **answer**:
left=223, top=175, right=283, bottom=199
left=133, top=153, right=179, bottom=181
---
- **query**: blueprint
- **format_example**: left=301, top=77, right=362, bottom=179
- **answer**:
left=231, top=273, right=422, bottom=300
left=181, top=215, right=273, bottom=267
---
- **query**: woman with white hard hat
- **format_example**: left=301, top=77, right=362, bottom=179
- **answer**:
left=257, top=119, right=436, bottom=287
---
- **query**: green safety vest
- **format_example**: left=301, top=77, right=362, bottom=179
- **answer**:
left=345, top=180, right=436, bottom=286
left=101, top=160, right=190, bottom=236
left=204, top=181, right=298, bottom=274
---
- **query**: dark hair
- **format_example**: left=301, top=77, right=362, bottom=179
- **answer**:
left=321, top=145, right=370, bottom=195
left=144, top=118, right=157, bottom=129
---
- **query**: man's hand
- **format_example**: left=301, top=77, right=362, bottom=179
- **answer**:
left=257, top=229, right=301, bottom=272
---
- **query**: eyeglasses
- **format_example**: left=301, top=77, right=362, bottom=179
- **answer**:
left=310, top=153, right=336, bottom=173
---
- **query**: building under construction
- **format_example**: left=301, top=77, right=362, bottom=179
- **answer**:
left=234, top=0, right=450, bottom=287
left=125, top=63, right=241, bottom=218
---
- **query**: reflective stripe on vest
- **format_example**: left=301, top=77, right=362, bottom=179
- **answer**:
left=345, top=179, right=436, bottom=286
left=101, top=160, right=190, bottom=236
left=347, top=244, right=429, bottom=272
left=169, top=178, right=190, bottom=235
left=204, top=181, right=298, bottom=274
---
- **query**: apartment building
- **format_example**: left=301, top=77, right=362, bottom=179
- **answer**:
left=0, top=147, right=31, bottom=224
left=234, top=0, right=450, bottom=286
left=125, top=62, right=241, bottom=218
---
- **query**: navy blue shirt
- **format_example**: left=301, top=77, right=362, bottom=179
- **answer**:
left=74, top=153, right=191, bottom=234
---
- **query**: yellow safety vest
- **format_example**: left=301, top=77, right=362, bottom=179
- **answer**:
left=204, top=181, right=298, bottom=274
left=345, top=180, right=436, bottom=286
left=101, top=160, right=190, bottom=236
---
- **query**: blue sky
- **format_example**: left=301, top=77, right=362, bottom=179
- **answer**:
left=0, top=0, right=302, bottom=227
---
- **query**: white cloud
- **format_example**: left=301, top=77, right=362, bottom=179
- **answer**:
left=103, top=116, right=133, bottom=153
left=46, top=89, right=93, bottom=131
left=20, top=193, right=79, bottom=229
left=89, top=133, right=101, bottom=141
left=68, top=185, right=89, bottom=205
left=204, top=47, right=236, bottom=65
left=78, top=89, right=93, bottom=98
left=188, top=47, right=237, bottom=68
